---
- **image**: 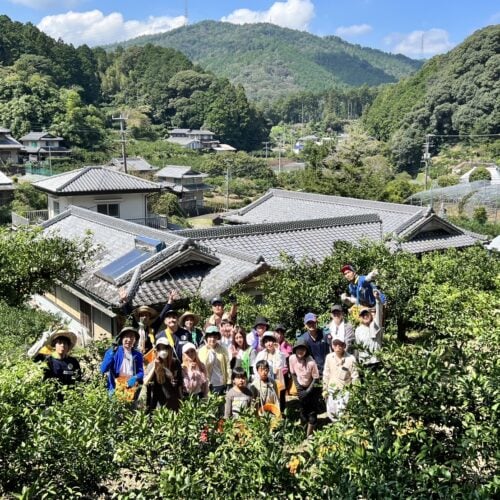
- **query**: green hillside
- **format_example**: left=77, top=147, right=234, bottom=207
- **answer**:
left=363, top=25, right=500, bottom=173
left=108, top=21, right=422, bottom=102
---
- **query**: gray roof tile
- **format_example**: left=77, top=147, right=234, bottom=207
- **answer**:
left=34, top=166, right=161, bottom=194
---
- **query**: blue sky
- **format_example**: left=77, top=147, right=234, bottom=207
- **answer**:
left=2, top=0, right=499, bottom=56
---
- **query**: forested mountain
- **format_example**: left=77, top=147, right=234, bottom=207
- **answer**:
left=363, top=25, right=500, bottom=173
left=0, top=16, right=269, bottom=151
left=108, top=21, right=422, bottom=103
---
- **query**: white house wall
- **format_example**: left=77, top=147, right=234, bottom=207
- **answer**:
left=47, top=193, right=148, bottom=219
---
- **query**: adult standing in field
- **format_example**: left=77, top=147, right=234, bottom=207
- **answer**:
left=181, top=342, right=209, bottom=399
left=204, top=296, right=238, bottom=331
left=43, top=329, right=81, bottom=387
left=178, top=311, right=204, bottom=349
left=355, top=290, right=384, bottom=369
left=143, top=338, right=182, bottom=412
left=219, top=314, right=235, bottom=350
left=198, top=326, right=231, bottom=395
left=296, top=313, right=331, bottom=377
left=326, top=305, right=355, bottom=354
left=100, top=327, right=144, bottom=402
left=156, top=309, right=190, bottom=362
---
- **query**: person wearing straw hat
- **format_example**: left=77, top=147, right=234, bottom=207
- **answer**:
left=289, top=340, right=321, bottom=437
left=179, top=311, right=204, bottom=348
left=43, top=329, right=81, bottom=387
left=100, top=327, right=144, bottom=399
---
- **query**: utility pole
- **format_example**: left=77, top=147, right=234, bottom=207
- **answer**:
left=263, top=141, right=270, bottom=159
left=184, top=0, right=189, bottom=25
left=423, top=134, right=433, bottom=191
left=113, top=113, right=128, bottom=173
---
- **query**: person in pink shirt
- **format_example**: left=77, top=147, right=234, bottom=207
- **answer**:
left=289, top=339, right=321, bottom=437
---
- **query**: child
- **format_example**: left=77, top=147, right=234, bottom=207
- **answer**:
left=323, top=339, right=358, bottom=421
left=224, top=367, right=254, bottom=418
left=289, top=340, right=321, bottom=437
left=250, top=360, right=279, bottom=410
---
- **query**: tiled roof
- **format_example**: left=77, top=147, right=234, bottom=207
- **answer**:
left=109, top=157, right=158, bottom=172
left=166, top=137, right=200, bottom=146
left=178, top=215, right=383, bottom=267
left=41, top=206, right=265, bottom=308
left=395, top=231, right=480, bottom=254
left=156, top=166, right=208, bottom=178
left=224, top=189, right=423, bottom=234
left=0, top=132, right=22, bottom=148
left=33, top=166, right=161, bottom=194
left=19, top=132, right=63, bottom=141
left=170, top=129, right=215, bottom=136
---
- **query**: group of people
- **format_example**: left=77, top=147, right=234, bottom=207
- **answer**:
left=32, top=264, right=385, bottom=437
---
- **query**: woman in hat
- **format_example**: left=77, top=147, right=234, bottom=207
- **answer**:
left=181, top=342, right=208, bottom=399
left=179, top=311, right=204, bottom=348
left=143, top=338, right=182, bottom=412
left=198, top=326, right=231, bottom=395
left=289, top=340, right=321, bottom=437
left=246, top=316, right=270, bottom=353
left=43, top=329, right=81, bottom=387
left=100, top=327, right=144, bottom=401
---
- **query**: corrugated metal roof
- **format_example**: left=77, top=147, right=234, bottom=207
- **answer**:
left=33, top=166, right=161, bottom=194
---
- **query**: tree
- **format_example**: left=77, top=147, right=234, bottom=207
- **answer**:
left=469, top=166, right=491, bottom=182
left=473, top=206, right=488, bottom=224
left=0, top=226, right=93, bottom=306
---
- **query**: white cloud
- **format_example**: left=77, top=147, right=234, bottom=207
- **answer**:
left=335, top=23, right=372, bottom=38
left=221, top=0, right=315, bottom=31
left=384, top=29, right=454, bottom=57
left=37, top=10, right=187, bottom=46
left=8, top=0, right=82, bottom=8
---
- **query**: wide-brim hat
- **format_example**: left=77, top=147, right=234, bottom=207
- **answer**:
left=178, top=311, right=200, bottom=327
left=133, top=305, right=158, bottom=322
left=254, top=316, right=269, bottom=328
left=261, top=331, right=277, bottom=346
left=47, top=329, right=77, bottom=350
left=204, top=326, right=221, bottom=339
left=116, top=326, right=140, bottom=343
left=292, top=339, right=310, bottom=356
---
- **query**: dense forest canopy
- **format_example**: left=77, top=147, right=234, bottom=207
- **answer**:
left=107, top=20, right=422, bottom=103
left=363, top=25, right=500, bottom=173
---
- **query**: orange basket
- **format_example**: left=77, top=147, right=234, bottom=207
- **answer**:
left=143, top=349, right=155, bottom=365
left=258, top=403, right=282, bottom=419
left=115, top=376, right=136, bottom=402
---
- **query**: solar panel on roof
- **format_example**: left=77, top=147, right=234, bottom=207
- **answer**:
left=96, top=249, right=152, bottom=283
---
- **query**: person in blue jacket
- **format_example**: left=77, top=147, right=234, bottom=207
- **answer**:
left=100, top=326, right=144, bottom=399
left=340, top=264, right=386, bottom=308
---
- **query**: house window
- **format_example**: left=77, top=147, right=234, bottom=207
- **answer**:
left=53, top=200, right=60, bottom=215
left=97, top=203, right=120, bottom=217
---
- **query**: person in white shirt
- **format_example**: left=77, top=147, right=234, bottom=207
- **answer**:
left=327, top=304, right=355, bottom=353
left=354, top=290, right=384, bottom=368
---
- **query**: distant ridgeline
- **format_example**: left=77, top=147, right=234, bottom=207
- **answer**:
left=105, top=20, right=422, bottom=103
left=363, top=25, right=500, bottom=174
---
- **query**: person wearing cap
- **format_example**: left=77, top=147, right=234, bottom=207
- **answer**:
left=198, top=326, right=231, bottom=395
left=274, top=324, right=293, bottom=407
left=288, top=340, right=321, bottom=437
left=100, top=327, right=144, bottom=397
left=326, top=305, right=355, bottom=354
left=340, top=264, right=385, bottom=309
left=179, top=311, right=204, bottom=348
left=246, top=316, right=270, bottom=353
left=355, top=290, right=384, bottom=368
left=43, top=329, right=81, bottom=387
left=181, top=342, right=208, bottom=398
left=323, top=339, right=359, bottom=421
left=204, top=296, right=238, bottom=331
left=143, top=337, right=182, bottom=412
left=156, top=309, right=190, bottom=362
left=219, top=313, right=235, bottom=350
left=296, top=312, right=331, bottom=377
